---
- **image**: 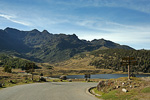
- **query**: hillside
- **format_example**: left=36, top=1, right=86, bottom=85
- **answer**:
left=54, top=49, right=150, bottom=73
left=0, top=27, right=133, bottom=63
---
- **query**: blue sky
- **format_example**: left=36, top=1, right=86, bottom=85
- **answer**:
left=0, top=0, right=150, bottom=49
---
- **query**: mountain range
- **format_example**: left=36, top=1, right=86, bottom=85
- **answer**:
left=0, top=27, right=133, bottom=63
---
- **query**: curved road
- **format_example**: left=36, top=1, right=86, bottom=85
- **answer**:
left=0, top=82, right=99, bottom=100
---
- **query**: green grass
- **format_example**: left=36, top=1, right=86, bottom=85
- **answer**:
left=92, top=88, right=137, bottom=100
left=92, top=88, right=118, bottom=100
left=93, top=88, right=104, bottom=96
left=117, top=94, right=131, bottom=100
left=101, top=90, right=118, bottom=100
left=141, top=87, right=150, bottom=93
left=101, top=90, right=132, bottom=100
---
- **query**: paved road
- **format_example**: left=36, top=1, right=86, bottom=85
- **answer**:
left=0, top=82, right=99, bottom=100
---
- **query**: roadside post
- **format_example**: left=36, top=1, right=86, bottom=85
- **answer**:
left=84, top=74, right=91, bottom=82
left=121, top=56, right=137, bottom=80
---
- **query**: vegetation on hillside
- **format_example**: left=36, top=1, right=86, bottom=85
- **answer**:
left=0, top=54, right=38, bottom=73
left=0, top=27, right=133, bottom=63
left=89, top=49, right=150, bottom=73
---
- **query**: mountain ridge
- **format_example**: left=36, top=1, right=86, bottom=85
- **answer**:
left=0, top=27, right=134, bottom=63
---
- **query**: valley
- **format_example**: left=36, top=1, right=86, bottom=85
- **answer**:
left=0, top=28, right=150, bottom=100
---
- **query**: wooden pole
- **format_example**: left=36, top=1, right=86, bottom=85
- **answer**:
left=31, top=65, right=33, bottom=81
left=128, top=56, right=131, bottom=80
left=128, top=65, right=130, bottom=80
left=122, top=56, right=137, bottom=80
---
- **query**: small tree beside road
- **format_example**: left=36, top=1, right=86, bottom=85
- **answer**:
left=25, top=62, right=37, bottom=80
left=3, top=65, right=12, bottom=73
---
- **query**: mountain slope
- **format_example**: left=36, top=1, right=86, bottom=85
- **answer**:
left=0, top=27, right=133, bottom=63
left=54, top=49, right=150, bottom=73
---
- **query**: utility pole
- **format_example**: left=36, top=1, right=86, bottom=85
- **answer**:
left=121, top=56, right=137, bottom=80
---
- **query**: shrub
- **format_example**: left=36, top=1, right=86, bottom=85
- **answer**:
left=39, top=77, right=46, bottom=82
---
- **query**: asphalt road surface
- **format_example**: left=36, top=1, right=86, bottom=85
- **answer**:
left=0, top=82, right=99, bottom=100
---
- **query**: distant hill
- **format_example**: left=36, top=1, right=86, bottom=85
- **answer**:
left=54, top=49, right=150, bottom=73
left=0, top=27, right=133, bottom=63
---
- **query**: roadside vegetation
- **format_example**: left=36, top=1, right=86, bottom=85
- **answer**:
left=0, top=54, right=45, bottom=89
left=0, top=68, right=39, bottom=89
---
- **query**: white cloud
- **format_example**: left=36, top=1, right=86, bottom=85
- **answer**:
left=0, top=14, right=12, bottom=20
left=0, top=14, right=31, bottom=26
left=75, top=18, right=150, bottom=34
left=73, top=17, right=150, bottom=49
left=86, top=0, right=150, bottom=14
left=0, top=0, right=149, bottom=49
left=55, top=0, right=150, bottom=14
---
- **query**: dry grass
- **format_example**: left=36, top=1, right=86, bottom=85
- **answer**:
left=53, top=54, right=95, bottom=70
left=33, top=53, right=131, bottom=76
left=0, top=67, right=12, bottom=77
left=40, top=54, right=121, bottom=76
left=0, top=67, right=43, bottom=90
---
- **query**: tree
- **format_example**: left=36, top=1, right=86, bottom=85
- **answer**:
left=3, top=65, right=12, bottom=73
left=25, top=62, right=36, bottom=80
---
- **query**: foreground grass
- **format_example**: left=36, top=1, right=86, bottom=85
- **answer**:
left=92, top=88, right=131, bottom=100
left=92, top=87, right=149, bottom=100
left=141, top=87, right=150, bottom=93
left=0, top=80, right=34, bottom=90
